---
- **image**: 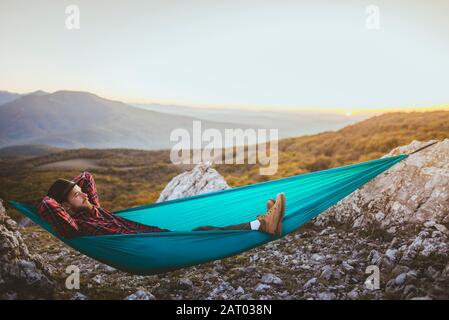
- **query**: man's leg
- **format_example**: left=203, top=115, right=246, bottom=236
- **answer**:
left=191, top=194, right=284, bottom=235
left=192, top=222, right=254, bottom=231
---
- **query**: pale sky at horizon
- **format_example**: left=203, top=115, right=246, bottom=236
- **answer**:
left=1, top=0, right=448, bottom=114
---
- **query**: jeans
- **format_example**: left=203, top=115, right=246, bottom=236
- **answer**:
left=192, top=222, right=251, bottom=231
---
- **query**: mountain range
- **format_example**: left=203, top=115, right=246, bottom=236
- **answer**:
left=134, top=104, right=371, bottom=139
left=0, top=90, right=22, bottom=105
left=1, top=89, right=370, bottom=150
left=0, top=90, right=253, bottom=149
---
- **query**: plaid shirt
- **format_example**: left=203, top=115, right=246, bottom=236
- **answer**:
left=37, top=171, right=168, bottom=239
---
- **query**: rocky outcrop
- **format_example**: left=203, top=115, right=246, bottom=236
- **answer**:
left=157, top=163, right=229, bottom=202
left=316, top=139, right=449, bottom=229
left=0, top=199, right=55, bottom=299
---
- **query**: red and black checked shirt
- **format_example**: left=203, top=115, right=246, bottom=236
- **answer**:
left=37, top=171, right=168, bottom=239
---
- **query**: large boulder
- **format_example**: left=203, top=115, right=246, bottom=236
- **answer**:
left=316, top=139, right=449, bottom=229
left=157, top=163, right=229, bottom=202
left=0, top=199, right=55, bottom=299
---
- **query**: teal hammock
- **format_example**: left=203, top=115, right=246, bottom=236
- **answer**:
left=8, top=154, right=407, bottom=275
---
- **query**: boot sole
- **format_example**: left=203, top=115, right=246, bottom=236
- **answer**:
left=275, top=193, right=286, bottom=236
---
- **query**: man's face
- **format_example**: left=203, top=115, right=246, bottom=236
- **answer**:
left=63, top=185, right=92, bottom=212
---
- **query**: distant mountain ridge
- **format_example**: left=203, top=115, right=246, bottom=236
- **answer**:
left=0, top=144, right=65, bottom=158
left=134, top=103, right=371, bottom=139
left=0, top=90, right=251, bottom=150
left=0, top=90, right=22, bottom=106
left=0, top=90, right=50, bottom=106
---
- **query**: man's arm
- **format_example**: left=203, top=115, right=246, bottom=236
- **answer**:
left=37, top=196, right=80, bottom=239
left=72, top=171, right=100, bottom=207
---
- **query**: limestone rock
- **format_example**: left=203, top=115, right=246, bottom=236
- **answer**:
left=157, top=163, right=229, bottom=202
left=316, top=139, right=449, bottom=229
left=0, top=199, right=55, bottom=299
left=18, top=217, right=35, bottom=228
left=124, top=289, right=156, bottom=300
left=260, top=273, right=283, bottom=285
left=70, top=292, right=89, bottom=300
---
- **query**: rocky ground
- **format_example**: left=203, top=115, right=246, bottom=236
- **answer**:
left=11, top=219, right=449, bottom=300
left=1, top=139, right=448, bottom=300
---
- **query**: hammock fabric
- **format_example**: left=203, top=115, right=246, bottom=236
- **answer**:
left=8, top=154, right=407, bottom=275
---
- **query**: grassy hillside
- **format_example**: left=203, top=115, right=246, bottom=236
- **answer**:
left=0, top=144, right=65, bottom=158
left=215, top=110, right=449, bottom=184
left=1, top=110, right=448, bottom=219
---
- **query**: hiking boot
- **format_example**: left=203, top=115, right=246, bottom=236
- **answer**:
left=266, top=198, right=275, bottom=211
left=258, top=193, right=286, bottom=236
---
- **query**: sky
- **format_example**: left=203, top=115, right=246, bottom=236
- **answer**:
left=1, top=0, right=448, bottom=114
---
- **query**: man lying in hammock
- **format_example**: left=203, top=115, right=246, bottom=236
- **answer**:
left=37, top=171, right=286, bottom=240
